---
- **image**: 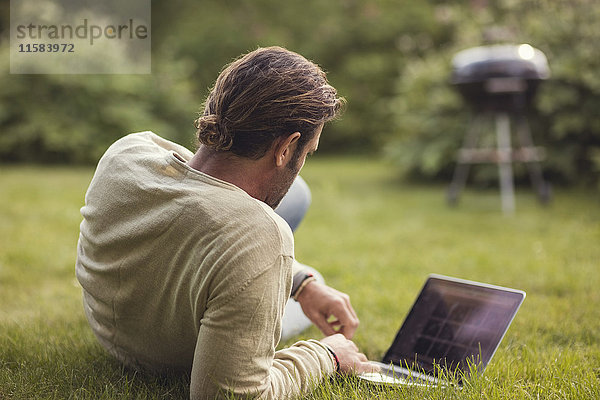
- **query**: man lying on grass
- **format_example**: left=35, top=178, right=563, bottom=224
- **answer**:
left=75, top=46, right=375, bottom=399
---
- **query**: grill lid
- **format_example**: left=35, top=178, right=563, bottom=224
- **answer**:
left=452, top=44, right=550, bottom=85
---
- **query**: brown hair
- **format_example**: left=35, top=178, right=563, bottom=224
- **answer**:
left=194, top=46, right=345, bottom=159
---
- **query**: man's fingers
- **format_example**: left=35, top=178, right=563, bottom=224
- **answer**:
left=341, top=293, right=358, bottom=320
left=296, top=281, right=360, bottom=339
left=337, top=317, right=358, bottom=339
left=309, top=312, right=337, bottom=336
left=328, top=299, right=359, bottom=338
left=338, top=324, right=357, bottom=339
left=312, top=312, right=356, bottom=339
left=328, top=319, right=356, bottom=339
left=355, top=361, right=380, bottom=374
left=326, top=315, right=357, bottom=339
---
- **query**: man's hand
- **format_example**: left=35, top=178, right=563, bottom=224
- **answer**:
left=320, top=333, right=379, bottom=374
left=296, top=281, right=359, bottom=339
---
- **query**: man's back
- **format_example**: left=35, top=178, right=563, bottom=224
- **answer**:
left=76, top=47, right=374, bottom=399
left=76, top=131, right=294, bottom=372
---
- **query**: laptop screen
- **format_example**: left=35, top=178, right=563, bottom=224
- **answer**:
left=382, top=275, right=525, bottom=378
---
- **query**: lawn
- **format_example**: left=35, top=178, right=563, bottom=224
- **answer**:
left=1, top=158, right=599, bottom=399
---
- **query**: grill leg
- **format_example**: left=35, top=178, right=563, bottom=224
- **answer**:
left=496, top=113, right=515, bottom=215
left=447, top=114, right=484, bottom=205
left=515, top=115, right=551, bottom=204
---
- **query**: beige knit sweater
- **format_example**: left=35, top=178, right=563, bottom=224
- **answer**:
left=76, top=132, right=335, bottom=399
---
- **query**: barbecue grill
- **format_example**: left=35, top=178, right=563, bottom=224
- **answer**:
left=447, top=44, right=551, bottom=213
left=451, top=44, right=550, bottom=111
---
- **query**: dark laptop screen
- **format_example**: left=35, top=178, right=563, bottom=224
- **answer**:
left=382, top=275, right=525, bottom=377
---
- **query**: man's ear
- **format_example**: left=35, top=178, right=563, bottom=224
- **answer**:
left=274, top=132, right=301, bottom=167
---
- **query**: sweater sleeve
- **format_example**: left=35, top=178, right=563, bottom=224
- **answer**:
left=190, top=255, right=335, bottom=400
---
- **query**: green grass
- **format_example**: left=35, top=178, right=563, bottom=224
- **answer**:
left=1, top=158, right=599, bottom=399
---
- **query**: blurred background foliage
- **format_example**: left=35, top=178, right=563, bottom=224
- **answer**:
left=0, top=0, right=598, bottom=188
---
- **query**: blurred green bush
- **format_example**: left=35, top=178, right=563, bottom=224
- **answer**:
left=0, top=50, right=199, bottom=163
left=0, top=0, right=598, bottom=188
left=0, top=0, right=444, bottom=162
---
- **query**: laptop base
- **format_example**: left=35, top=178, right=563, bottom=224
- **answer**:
left=358, top=362, right=438, bottom=386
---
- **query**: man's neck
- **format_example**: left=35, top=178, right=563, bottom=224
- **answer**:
left=188, top=146, right=272, bottom=202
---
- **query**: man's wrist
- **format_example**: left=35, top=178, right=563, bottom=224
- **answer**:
left=291, top=272, right=316, bottom=301
left=322, top=343, right=341, bottom=373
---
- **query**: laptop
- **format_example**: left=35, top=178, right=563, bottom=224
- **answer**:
left=359, top=274, right=525, bottom=386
